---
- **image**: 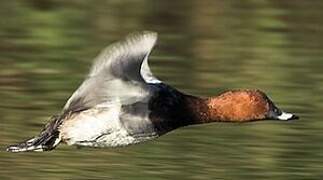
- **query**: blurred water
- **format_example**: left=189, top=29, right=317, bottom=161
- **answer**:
left=1, top=0, right=323, bottom=179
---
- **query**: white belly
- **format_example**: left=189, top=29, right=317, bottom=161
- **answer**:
left=59, top=105, right=158, bottom=147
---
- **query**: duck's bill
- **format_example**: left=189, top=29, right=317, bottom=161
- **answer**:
left=276, top=112, right=299, bottom=121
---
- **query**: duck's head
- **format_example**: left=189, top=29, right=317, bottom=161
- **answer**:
left=206, top=90, right=298, bottom=122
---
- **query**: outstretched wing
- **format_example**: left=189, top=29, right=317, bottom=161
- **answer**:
left=63, top=31, right=160, bottom=112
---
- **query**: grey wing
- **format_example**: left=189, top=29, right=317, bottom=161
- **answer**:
left=63, top=31, right=160, bottom=112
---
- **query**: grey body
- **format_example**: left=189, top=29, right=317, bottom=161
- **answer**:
left=60, top=31, right=163, bottom=147
left=7, top=31, right=171, bottom=151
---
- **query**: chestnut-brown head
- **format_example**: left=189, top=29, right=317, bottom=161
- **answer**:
left=206, top=90, right=298, bottom=122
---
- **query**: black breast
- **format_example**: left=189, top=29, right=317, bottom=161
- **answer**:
left=148, top=83, right=194, bottom=135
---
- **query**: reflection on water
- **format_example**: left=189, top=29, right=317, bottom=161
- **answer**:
left=1, top=0, right=323, bottom=179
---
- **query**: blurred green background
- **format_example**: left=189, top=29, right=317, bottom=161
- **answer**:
left=1, top=0, right=323, bottom=179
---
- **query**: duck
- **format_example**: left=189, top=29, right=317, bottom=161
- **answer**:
left=7, top=31, right=298, bottom=152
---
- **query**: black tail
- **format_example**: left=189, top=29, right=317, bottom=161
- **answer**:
left=6, top=115, right=62, bottom=153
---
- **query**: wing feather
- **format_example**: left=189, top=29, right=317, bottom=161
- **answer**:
left=63, top=31, right=160, bottom=112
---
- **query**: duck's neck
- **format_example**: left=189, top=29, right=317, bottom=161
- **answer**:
left=149, top=85, right=269, bottom=134
left=182, top=95, right=219, bottom=124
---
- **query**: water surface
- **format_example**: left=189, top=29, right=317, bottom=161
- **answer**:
left=1, top=1, right=323, bottom=179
